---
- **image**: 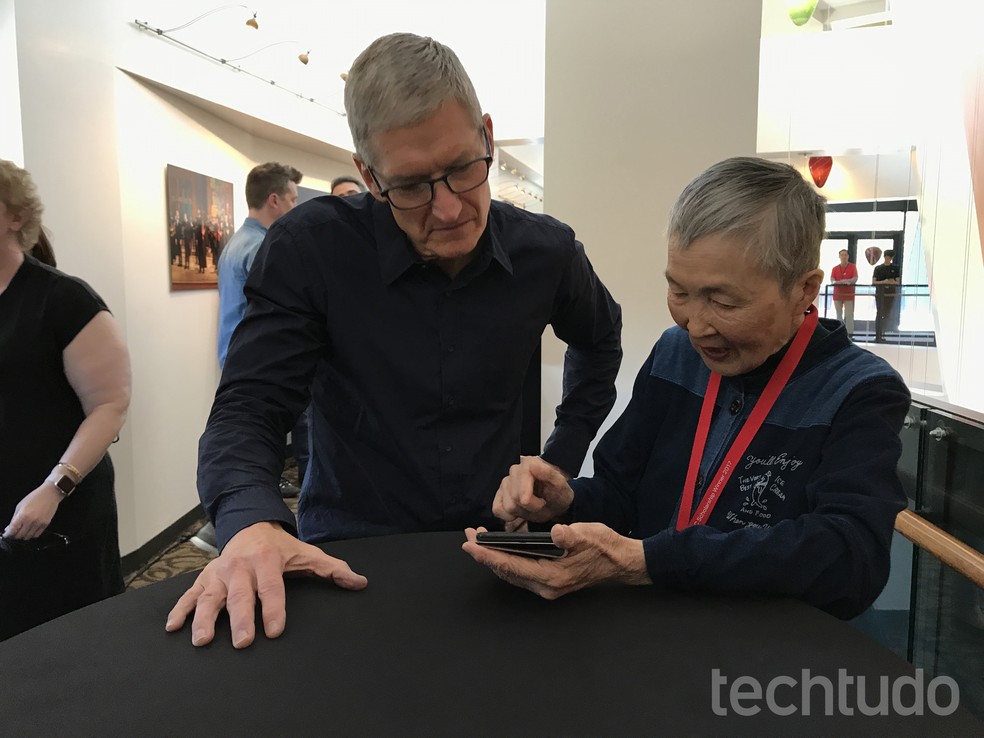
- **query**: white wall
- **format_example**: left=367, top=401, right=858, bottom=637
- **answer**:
left=14, top=0, right=135, bottom=543
left=543, top=0, right=762, bottom=470
left=758, top=23, right=912, bottom=155
left=0, top=0, right=23, bottom=163
left=114, top=76, right=353, bottom=552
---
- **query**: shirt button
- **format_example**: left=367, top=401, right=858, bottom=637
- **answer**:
left=446, top=396, right=455, bottom=407
left=444, top=445, right=453, bottom=453
left=444, top=290, right=452, bottom=298
left=447, top=345, right=455, bottom=353
left=729, top=399, right=742, bottom=415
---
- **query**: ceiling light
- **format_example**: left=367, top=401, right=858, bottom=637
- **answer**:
left=786, top=0, right=818, bottom=27
left=156, top=5, right=259, bottom=34
left=221, top=41, right=311, bottom=65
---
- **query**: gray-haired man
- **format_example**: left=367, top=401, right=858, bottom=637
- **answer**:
left=168, top=33, right=622, bottom=648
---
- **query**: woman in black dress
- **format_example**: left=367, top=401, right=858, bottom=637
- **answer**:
left=0, top=160, right=132, bottom=640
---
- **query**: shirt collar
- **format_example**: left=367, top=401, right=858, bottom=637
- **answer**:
left=486, top=208, right=513, bottom=275
left=242, top=216, right=268, bottom=233
left=373, top=199, right=513, bottom=285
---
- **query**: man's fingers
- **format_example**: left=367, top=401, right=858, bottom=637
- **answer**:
left=165, top=582, right=203, bottom=632
left=297, top=549, right=368, bottom=591
left=225, top=568, right=259, bottom=649
left=165, top=526, right=373, bottom=648
left=189, top=579, right=227, bottom=647
left=255, top=564, right=288, bottom=640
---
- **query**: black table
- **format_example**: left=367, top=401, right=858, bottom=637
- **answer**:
left=1, top=532, right=979, bottom=735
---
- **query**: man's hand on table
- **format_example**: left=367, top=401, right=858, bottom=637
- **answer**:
left=462, top=523, right=651, bottom=599
left=165, top=521, right=367, bottom=648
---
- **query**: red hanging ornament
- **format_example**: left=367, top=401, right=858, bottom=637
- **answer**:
left=808, top=156, right=833, bottom=188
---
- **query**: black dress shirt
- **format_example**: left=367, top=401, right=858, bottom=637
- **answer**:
left=199, top=194, right=622, bottom=547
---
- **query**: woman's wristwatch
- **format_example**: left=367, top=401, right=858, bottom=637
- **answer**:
left=48, top=462, right=84, bottom=497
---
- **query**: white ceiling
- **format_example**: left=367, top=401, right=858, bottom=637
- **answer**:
left=129, top=0, right=547, bottom=142
left=127, top=1, right=897, bottom=187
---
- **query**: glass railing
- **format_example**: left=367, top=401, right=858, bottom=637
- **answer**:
left=818, top=283, right=934, bottom=345
left=852, top=401, right=984, bottom=719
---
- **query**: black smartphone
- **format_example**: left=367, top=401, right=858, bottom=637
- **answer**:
left=474, top=531, right=564, bottom=559
left=0, top=530, right=71, bottom=556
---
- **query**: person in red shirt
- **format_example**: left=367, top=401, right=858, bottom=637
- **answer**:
left=830, top=248, right=858, bottom=335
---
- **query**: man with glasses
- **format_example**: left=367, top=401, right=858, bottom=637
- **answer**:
left=167, top=33, right=622, bottom=649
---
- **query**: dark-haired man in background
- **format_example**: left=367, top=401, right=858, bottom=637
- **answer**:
left=330, top=175, right=366, bottom=197
left=872, top=249, right=901, bottom=343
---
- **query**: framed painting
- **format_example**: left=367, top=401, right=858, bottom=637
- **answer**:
left=165, top=165, right=234, bottom=291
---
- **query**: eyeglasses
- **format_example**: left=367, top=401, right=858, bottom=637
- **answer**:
left=368, top=129, right=493, bottom=211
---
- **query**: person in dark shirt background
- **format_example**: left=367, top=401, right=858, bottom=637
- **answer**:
left=166, top=32, right=622, bottom=649
left=872, top=249, right=901, bottom=343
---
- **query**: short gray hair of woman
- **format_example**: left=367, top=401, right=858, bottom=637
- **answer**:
left=343, top=33, right=484, bottom=167
left=0, top=159, right=44, bottom=251
left=667, top=157, right=827, bottom=295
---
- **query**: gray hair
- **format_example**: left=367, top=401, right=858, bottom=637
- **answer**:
left=667, top=157, right=826, bottom=294
left=344, top=33, right=483, bottom=166
left=0, top=159, right=43, bottom=251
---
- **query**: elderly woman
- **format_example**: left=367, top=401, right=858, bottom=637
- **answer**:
left=0, top=160, right=131, bottom=640
left=463, top=157, right=909, bottom=619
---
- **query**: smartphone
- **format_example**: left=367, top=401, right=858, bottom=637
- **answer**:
left=0, top=530, right=71, bottom=556
left=474, top=531, right=565, bottom=559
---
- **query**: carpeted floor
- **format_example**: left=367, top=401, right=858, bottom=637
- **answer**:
left=125, top=461, right=299, bottom=590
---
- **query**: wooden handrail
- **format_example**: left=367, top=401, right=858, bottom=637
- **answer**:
left=895, top=509, right=984, bottom=589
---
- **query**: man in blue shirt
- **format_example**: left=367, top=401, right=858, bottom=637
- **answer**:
left=216, top=162, right=302, bottom=366
left=167, top=33, right=623, bottom=648
left=190, top=163, right=305, bottom=554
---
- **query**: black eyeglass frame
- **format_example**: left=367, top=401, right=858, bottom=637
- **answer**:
left=367, top=128, right=493, bottom=211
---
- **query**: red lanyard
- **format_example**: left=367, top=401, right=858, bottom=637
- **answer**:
left=675, top=307, right=819, bottom=531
